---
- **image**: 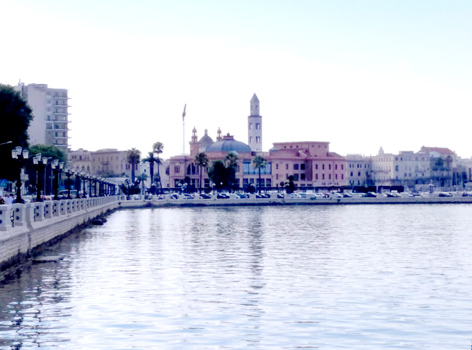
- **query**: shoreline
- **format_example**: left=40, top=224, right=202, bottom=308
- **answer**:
left=118, top=195, right=472, bottom=208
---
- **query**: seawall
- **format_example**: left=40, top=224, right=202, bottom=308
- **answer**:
left=0, top=196, right=119, bottom=281
left=117, top=194, right=472, bottom=208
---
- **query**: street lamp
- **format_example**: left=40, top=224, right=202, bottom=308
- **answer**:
left=88, top=175, right=94, bottom=198
left=51, top=160, right=64, bottom=200
left=33, top=153, right=49, bottom=202
left=81, top=173, right=87, bottom=198
left=64, top=168, right=75, bottom=199
left=11, top=146, right=29, bottom=203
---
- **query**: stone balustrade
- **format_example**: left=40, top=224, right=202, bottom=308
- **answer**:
left=0, top=196, right=119, bottom=231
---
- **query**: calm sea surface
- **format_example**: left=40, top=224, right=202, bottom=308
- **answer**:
left=1, top=204, right=472, bottom=349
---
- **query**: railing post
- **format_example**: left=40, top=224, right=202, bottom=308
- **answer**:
left=0, top=205, right=11, bottom=231
left=44, top=201, right=53, bottom=218
left=11, top=204, right=25, bottom=227
left=33, top=202, right=45, bottom=222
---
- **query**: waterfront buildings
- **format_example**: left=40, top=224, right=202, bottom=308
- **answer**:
left=167, top=94, right=348, bottom=190
left=15, top=83, right=70, bottom=154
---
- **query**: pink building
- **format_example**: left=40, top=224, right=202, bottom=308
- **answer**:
left=269, top=141, right=347, bottom=188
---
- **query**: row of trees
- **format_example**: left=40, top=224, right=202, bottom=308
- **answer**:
left=126, top=142, right=164, bottom=194
left=193, top=151, right=268, bottom=193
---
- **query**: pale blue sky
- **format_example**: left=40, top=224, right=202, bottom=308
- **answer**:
left=2, top=0, right=472, bottom=158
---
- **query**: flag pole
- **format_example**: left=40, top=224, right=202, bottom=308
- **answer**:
left=182, top=104, right=187, bottom=154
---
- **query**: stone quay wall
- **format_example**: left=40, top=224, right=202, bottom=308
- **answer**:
left=0, top=196, right=119, bottom=280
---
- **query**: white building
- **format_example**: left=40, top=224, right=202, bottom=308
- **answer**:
left=15, top=83, right=70, bottom=154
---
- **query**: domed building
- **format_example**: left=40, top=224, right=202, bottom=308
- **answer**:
left=167, top=126, right=256, bottom=189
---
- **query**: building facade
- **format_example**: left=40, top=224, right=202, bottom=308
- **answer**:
left=167, top=94, right=348, bottom=190
left=15, top=83, right=70, bottom=154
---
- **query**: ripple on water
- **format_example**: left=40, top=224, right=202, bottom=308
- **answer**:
left=1, top=205, right=472, bottom=349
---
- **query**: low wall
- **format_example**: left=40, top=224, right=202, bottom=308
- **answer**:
left=117, top=194, right=472, bottom=208
left=0, top=196, right=120, bottom=280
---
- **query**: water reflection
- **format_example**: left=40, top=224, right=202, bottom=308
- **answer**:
left=1, top=204, right=472, bottom=349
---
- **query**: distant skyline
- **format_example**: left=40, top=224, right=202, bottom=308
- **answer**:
left=2, top=0, right=472, bottom=159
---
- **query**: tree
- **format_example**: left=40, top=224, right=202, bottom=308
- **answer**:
left=127, top=148, right=141, bottom=181
left=286, top=175, right=297, bottom=194
left=27, top=145, right=66, bottom=195
left=29, top=144, right=66, bottom=163
left=153, top=142, right=164, bottom=191
left=208, top=152, right=239, bottom=191
left=0, top=84, right=33, bottom=180
left=224, top=151, right=239, bottom=190
left=194, top=152, right=209, bottom=193
left=142, top=151, right=158, bottom=189
left=252, top=155, right=267, bottom=194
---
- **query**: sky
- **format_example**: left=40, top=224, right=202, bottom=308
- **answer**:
left=2, top=0, right=472, bottom=160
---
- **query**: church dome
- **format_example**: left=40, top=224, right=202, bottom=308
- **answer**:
left=199, top=129, right=214, bottom=152
left=206, top=134, right=251, bottom=153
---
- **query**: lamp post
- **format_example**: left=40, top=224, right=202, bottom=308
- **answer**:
left=82, top=173, right=87, bottom=198
left=74, top=169, right=81, bottom=198
left=88, top=175, right=93, bottom=198
left=11, top=146, right=29, bottom=203
left=33, top=154, right=49, bottom=202
left=51, top=160, right=64, bottom=200
left=64, top=168, right=75, bottom=199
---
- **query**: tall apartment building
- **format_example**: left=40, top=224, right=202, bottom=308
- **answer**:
left=15, top=83, right=70, bottom=154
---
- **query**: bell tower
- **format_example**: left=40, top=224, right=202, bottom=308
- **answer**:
left=248, top=93, right=262, bottom=152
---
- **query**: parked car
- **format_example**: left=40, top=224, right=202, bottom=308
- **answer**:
left=365, top=192, right=377, bottom=198
left=438, top=192, right=453, bottom=197
left=342, top=193, right=353, bottom=198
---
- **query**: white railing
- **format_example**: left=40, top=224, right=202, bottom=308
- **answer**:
left=0, top=196, right=120, bottom=231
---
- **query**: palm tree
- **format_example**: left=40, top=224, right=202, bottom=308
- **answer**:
left=252, top=155, right=267, bottom=194
left=194, top=152, right=209, bottom=193
left=127, top=148, right=141, bottom=181
left=153, top=142, right=164, bottom=191
left=225, top=151, right=239, bottom=190
left=142, top=151, right=158, bottom=187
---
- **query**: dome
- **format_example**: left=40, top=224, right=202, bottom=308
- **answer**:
left=206, top=134, right=251, bottom=153
left=199, top=129, right=214, bottom=152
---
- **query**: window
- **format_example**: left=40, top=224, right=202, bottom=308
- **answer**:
left=358, top=172, right=361, bottom=176
left=276, top=174, right=279, bottom=180
left=249, top=123, right=253, bottom=129
left=341, top=164, right=344, bottom=170
left=286, top=164, right=288, bottom=170
left=335, top=164, right=338, bottom=170
left=322, top=174, right=325, bottom=180
left=350, top=172, right=353, bottom=176
left=316, top=174, right=318, bottom=180
left=256, top=136, right=260, bottom=143
left=174, top=166, right=180, bottom=174
left=276, top=164, right=279, bottom=170
left=301, top=174, right=305, bottom=180
left=256, top=123, right=260, bottom=129
left=294, top=164, right=299, bottom=170
left=249, top=136, right=252, bottom=143
left=301, top=164, right=305, bottom=170
left=322, top=164, right=325, bottom=170
left=329, top=164, right=331, bottom=170
left=293, top=174, right=299, bottom=181
left=315, top=164, right=318, bottom=170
